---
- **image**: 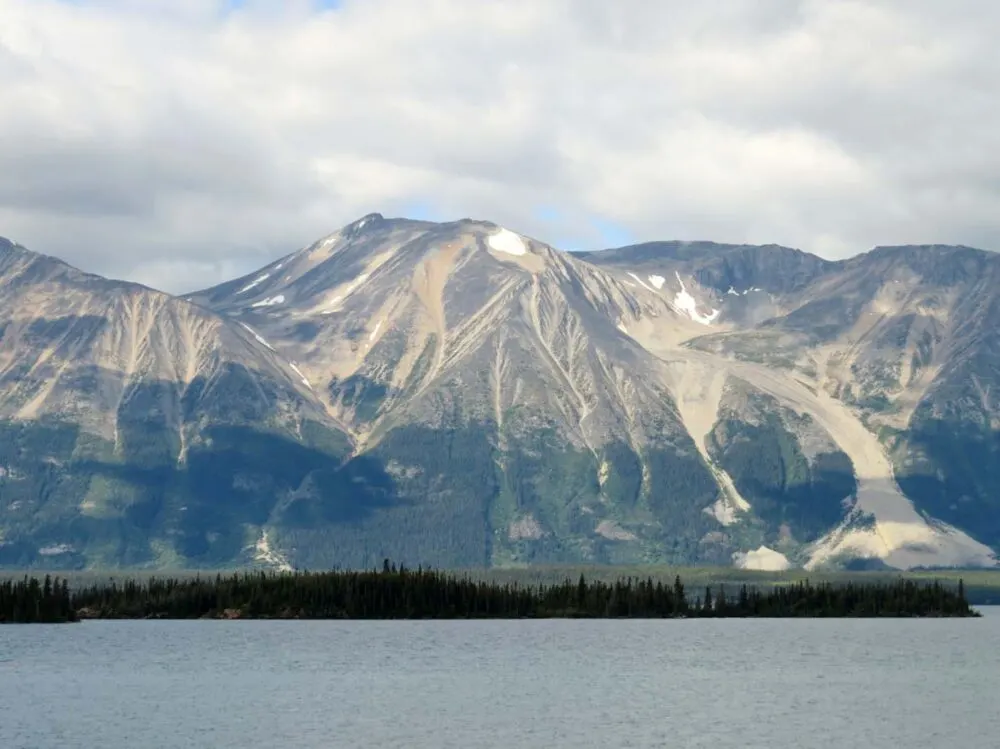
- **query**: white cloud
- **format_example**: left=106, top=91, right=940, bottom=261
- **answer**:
left=1, top=0, right=999, bottom=292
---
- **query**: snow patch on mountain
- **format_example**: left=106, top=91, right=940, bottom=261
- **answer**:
left=288, top=361, right=311, bottom=389
left=251, top=295, right=285, bottom=308
left=237, top=273, right=269, bottom=295
left=673, top=272, right=719, bottom=325
left=240, top=323, right=275, bottom=352
left=626, top=272, right=656, bottom=292
left=487, top=228, right=527, bottom=256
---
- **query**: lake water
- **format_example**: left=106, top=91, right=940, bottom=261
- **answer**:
left=2, top=609, right=998, bottom=748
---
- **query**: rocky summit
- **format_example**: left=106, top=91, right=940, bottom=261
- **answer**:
left=1, top=221, right=998, bottom=572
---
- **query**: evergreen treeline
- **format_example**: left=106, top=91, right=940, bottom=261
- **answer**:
left=1, top=563, right=980, bottom=622
left=52, top=563, right=980, bottom=620
left=0, top=575, right=77, bottom=623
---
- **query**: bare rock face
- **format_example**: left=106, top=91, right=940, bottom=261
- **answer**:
left=1, top=223, right=998, bottom=571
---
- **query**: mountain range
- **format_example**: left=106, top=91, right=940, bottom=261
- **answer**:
left=1, top=216, right=998, bottom=572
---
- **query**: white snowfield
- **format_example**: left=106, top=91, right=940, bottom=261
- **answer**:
left=487, top=228, right=527, bottom=256
left=626, top=272, right=656, bottom=292
left=288, top=361, right=311, bottom=389
left=239, top=322, right=276, bottom=352
left=628, top=271, right=719, bottom=328
left=672, top=272, right=719, bottom=325
left=251, top=294, right=285, bottom=308
left=236, top=273, right=269, bottom=295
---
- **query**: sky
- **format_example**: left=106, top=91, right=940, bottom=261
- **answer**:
left=1, top=0, right=999, bottom=293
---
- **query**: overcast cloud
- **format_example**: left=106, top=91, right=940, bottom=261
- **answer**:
left=1, top=0, right=998, bottom=292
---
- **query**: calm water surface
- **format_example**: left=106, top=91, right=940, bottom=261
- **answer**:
left=2, top=609, right=998, bottom=748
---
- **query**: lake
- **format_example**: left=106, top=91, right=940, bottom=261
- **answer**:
left=2, top=609, right=998, bottom=748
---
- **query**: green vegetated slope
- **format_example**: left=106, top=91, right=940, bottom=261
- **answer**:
left=705, top=381, right=857, bottom=561
left=0, top=413, right=355, bottom=569
left=892, top=381, right=1000, bottom=549
left=0, top=403, right=721, bottom=572
left=272, top=414, right=722, bottom=571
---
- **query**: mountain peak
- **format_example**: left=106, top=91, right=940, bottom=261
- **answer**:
left=0, top=236, right=27, bottom=255
left=0, top=236, right=74, bottom=278
left=348, top=212, right=385, bottom=230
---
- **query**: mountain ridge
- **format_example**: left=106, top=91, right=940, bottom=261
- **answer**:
left=1, top=217, right=998, bottom=572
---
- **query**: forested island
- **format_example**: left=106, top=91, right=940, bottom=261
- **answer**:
left=0, top=563, right=980, bottom=623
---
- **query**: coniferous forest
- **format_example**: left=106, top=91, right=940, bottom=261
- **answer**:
left=0, top=575, right=77, bottom=623
left=0, top=563, right=981, bottom=622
